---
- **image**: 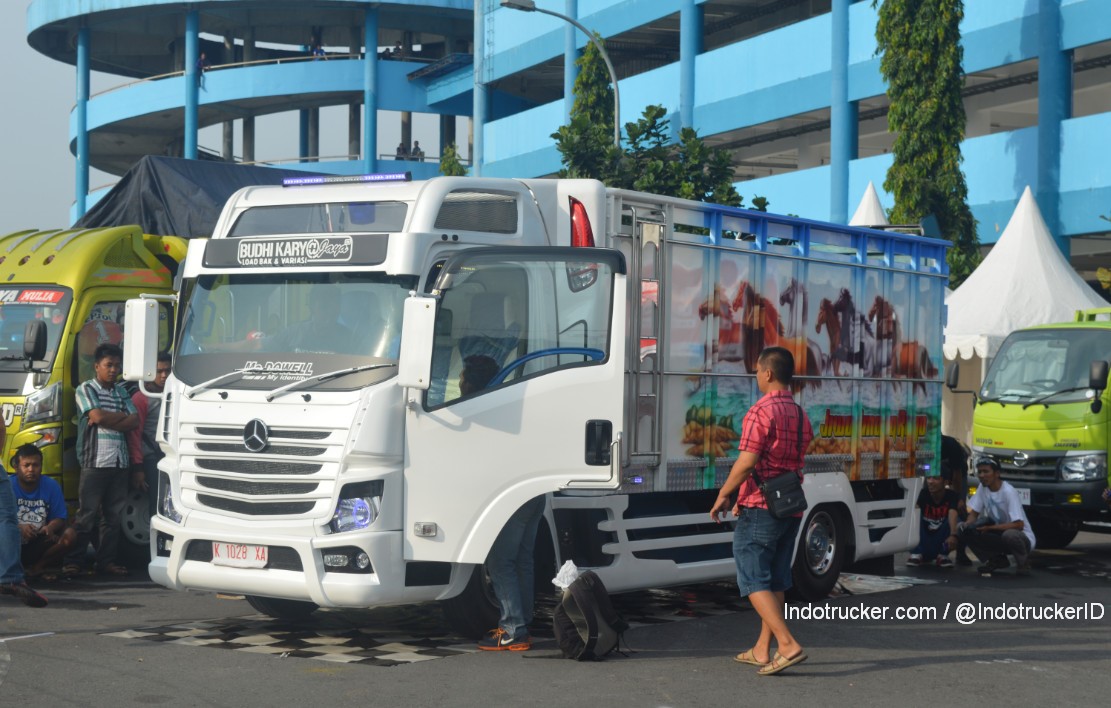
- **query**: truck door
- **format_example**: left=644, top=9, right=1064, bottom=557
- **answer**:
left=403, top=247, right=627, bottom=564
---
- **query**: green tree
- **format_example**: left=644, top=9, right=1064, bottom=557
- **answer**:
left=551, top=34, right=620, bottom=181
left=876, top=0, right=980, bottom=287
left=438, top=143, right=468, bottom=176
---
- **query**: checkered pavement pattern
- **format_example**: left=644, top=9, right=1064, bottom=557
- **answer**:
left=104, top=582, right=748, bottom=666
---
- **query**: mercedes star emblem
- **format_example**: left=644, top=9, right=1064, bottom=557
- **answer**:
left=243, top=418, right=270, bottom=453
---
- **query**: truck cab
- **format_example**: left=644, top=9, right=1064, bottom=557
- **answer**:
left=0, top=227, right=183, bottom=558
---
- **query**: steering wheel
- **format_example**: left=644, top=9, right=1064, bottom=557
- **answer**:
left=492, top=347, right=605, bottom=385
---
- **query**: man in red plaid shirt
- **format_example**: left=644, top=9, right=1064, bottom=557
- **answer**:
left=711, top=346, right=812, bottom=676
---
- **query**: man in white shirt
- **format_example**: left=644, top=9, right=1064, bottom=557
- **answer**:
left=960, top=456, right=1036, bottom=576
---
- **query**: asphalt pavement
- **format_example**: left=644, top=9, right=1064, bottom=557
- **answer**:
left=2, top=531, right=1109, bottom=707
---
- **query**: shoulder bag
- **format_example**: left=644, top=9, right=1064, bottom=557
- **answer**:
left=750, top=403, right=808, bottom=519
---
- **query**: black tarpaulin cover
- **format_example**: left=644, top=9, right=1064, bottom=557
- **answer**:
left=75, top=156, right=322, bottom=237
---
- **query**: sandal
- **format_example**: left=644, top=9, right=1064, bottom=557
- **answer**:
left=100, top=563, right=130, bottom=577
left=757, top=650, right=808, bottom=676
left=61, top=564, right=83, bottom=578
left=734, top=649, right=770, bottom=666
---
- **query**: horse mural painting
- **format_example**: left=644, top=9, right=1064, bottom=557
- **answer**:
left=733, top=279, right=822, bottom=381
left=816, top=288, right=875, bottom=376
left=867, top=295, right=939, bottom=394
left=697, top=284, right=745, bottom=366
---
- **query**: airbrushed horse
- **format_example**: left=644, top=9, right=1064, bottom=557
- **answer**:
left=815, top=288, right=875, bottom=376
left=734, top=280, right=821, bottom=382
left=697, top=284, right=745, bottom=365
left=867, top=295, right=939, bottom=394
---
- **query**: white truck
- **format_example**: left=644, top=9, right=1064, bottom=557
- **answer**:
left=124, top=174, right=949, bottom=634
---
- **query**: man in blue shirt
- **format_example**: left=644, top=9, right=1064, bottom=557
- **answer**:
left=1, top=427, right=48, bottom=606
left=11, top=444, right=76, bottom=581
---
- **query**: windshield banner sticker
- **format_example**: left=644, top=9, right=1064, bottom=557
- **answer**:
left=237, top=237, right=353, bottom=267
left=0, top=289, right=65, bottom=304
left=242, top=360, right=315, bottom=382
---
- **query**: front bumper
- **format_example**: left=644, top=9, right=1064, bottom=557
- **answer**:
left=148, top=517, right=468, bottom=607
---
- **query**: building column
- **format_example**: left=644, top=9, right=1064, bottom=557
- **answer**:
left=364, top=9, right=379, bottom=172
left=440, top=115, right=457, bottom=154
left=307, top=109, right=320, bottom=162
left=242, top=28, right=255, bottom=162
left=473, top=0, right=487, bottom=175
left=349, top=26, right=362, bottom=161
left=74, top=26, right=90, bottom=219
left=184, top=11, right=200, bottom=160
left=829, top=0, right=855, bottom=224
left=299, top=110, right=310, bottom=160
left=679, top=0, right=702, bottom=130
left=222, top=33, right=235, bottom=160
left=1038, top=0, right=1072, bottom=256
left=563, top=0, right=579, bottom=122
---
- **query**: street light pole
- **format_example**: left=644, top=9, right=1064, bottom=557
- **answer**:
left=500, top=0, right=621, bottom=148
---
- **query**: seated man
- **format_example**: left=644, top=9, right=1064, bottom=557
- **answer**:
left=959, top=456, right=1036, bottom=576
left=9, top=444, right=76, bottom=581
left=459, top=355, right=499, bottom=397
left=906, top=471, right=959, bottom=568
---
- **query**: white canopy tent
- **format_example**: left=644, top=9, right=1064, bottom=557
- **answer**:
left=849, top=181, right=889, bottom=227
left=942, top=186, right=1107, bottom=444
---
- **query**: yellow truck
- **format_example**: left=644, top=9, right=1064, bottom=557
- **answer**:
left=0, top=227, right=184, bottom=561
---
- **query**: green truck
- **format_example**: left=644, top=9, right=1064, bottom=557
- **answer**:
left=947, top=307, right=1111, bottom=547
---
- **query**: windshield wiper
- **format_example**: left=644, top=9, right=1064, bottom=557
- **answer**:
left=186, top=368, right=252, bottom=399
left=1022, top=386, right=1093, bottom=409
left=265, top=363, right=397, bottom=402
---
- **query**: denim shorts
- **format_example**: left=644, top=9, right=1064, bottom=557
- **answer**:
left=733, top=506, right=802, bottom=597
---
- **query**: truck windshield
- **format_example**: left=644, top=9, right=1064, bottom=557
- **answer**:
left=0, top=286, right=72, bottom=373
left=174, top=272, right=416, bottom=391
left=980, top=328, right=1111, bottom=403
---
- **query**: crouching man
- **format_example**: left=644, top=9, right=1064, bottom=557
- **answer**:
left=10, top=444, right=76, bottom=581
left=959, top=456, right=1036, bottom=576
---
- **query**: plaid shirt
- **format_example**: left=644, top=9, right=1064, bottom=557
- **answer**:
left=75, top=378, right=137, bottom=469
left=735, top=390, right=813, bottom=510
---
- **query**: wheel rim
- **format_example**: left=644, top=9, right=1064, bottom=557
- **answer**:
left=804, top=511, right=837, bottom=576
left=119, top=489, right=151, bottom=545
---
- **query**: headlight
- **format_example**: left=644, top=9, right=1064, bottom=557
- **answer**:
left=159, top=472, right=183, bottom=523
left=23, top=382, right=62, bottom=426
left=1058, top=454, right=1107, bottom=482
left=329, top=481, right=383, bottom=534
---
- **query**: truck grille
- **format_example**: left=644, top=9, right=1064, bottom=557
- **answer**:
left=995, top=450, right=1060, bottom=482
left=197, top=494, right=316, bottom=516
left=196, top=476, right=318, bottom=495
left=188, top=424, right=335, bottom=517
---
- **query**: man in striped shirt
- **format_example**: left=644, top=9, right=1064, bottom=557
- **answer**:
left=67, top=343, right=139, bottom=577
left=711, top=346, right=812, bottom=676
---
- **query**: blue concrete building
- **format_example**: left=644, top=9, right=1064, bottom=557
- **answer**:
left=28, top=1, right=1111, bottom=271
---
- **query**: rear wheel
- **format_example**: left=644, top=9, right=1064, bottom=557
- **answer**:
left=1026, top=511, right=1079, bottom=549
left=117, top=489, right=152, bottom=569
left=792, top=506, right=848, bottom=600
left=245, top=595, right=319, bottom=620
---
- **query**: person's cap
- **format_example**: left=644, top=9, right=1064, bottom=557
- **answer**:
left=972, top=455, right=1000, bottom=471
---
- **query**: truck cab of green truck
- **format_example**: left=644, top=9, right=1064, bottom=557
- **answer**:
left=948, top=307, right=1111, bottom=548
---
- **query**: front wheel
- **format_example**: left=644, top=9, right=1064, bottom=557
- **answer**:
left=792, top=506, right=848, bottom=600
left=440, top=565, right=500, bottom=639
left=245, top=595, right=319, bottom=620
left=1026, top=511, right=1079, bottom=549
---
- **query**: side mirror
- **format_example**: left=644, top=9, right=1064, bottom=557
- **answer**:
left=123, top=298, right=160, bottom=382
left=23, top=320, right=47, bottom=361
left=945, top=362, right=960, bottom=390
left=396, top=294, right=437, bottom=390
left=1089, top=360, right=1108, bottom=392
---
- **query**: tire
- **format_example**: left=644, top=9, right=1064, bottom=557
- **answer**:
left=440, top=564, right=500, bottom=640
left=245, top=595, right=319, bottom=620
left=792, top=506, right=848, bottom=600
left=1026, top=511, right=1079, bottom=549
left=118, top=489, right=152, bottom=569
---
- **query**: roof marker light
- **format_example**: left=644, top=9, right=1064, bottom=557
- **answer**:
left=569, top=196, right=595, bottom=248
left=282, top=172, right=412, bottom=187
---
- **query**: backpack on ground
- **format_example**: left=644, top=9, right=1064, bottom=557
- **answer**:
left=551, top=570, right=629, bottom=661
